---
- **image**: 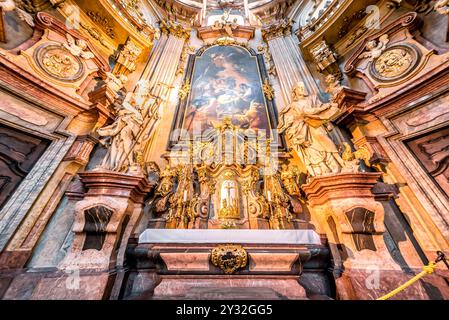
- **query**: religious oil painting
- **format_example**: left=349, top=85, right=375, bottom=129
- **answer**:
left=181, top=45, right=271, bottom=134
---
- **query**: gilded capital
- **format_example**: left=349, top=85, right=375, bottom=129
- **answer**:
left=262, top=19, right=294, bottom=42
left=160, top=20, right=191, bottom=40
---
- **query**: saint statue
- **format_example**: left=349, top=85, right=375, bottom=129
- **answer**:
left=278, top=82, right=345, bottom=177
left=97, top=93, right=144, bottom=172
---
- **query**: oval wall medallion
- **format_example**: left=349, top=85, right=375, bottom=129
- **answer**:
left=370, top=44, right=421, bottom=82
left=35, top=44, right=85, bottom=82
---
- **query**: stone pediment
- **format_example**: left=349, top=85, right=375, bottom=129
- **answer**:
left=342, top=12, right=449, bottom=105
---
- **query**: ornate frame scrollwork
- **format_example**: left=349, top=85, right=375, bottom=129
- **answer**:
left=168, top=43, right=286, bottom=150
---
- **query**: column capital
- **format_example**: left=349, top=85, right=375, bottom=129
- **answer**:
left=160, top=20, right=191, bottom=40
left=262, top=19, right=294, bottom=42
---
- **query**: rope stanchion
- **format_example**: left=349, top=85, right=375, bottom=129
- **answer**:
left=376, top=251, right=448, bottom=300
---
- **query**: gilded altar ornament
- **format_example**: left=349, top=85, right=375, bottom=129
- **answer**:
left=178, top=79, right=191, bottom=100
left=160, top=20, right=191, bottom=40
left=262, top=78, right=275, bottom=101
left=280, top=164, right=301, bottom=196
left=157, top=165, right=177, bottom=197
left=341, top=143, right=372, bottom=169
left=257, top=45, right=276, bottom=76
left=278, top=82, right=346, bottom=177
left=211, top=245, right=248, bottom=274
left=166, top=166, right=197, bottom=229
left=79, top=21, right=114, bottom=51
left=218, top=179, right=240, bottom=219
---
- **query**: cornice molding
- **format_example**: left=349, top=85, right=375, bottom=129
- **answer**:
left=262, top=19, right=294, bottom=42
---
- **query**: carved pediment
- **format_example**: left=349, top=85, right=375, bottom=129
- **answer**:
left=33, top=12, right=111, bottom=78
left=342, top=12, right=449, bottom=105
left=344, top=12, right=422, bottom=76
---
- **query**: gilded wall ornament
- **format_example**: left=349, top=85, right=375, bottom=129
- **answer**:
left=160, top=20, right=191, bottom=40
left=280, top=164, right=301, bottom=196
left=114, top=38, right=143, bottom=74
left=79, top=21, right=114, bottom=50
left=87, top=11, right=116, bottom=39
left=262, top=79, right=274, bottom=101
left=35, top=44, right=85, bottom=82
left=261, top=19, right=293, bottom=42
left=257, top=45, right=276, bottom=76
left=178, top=79, right=191, bottom=100
left=370, top=45, right=420, bottom=82
left=210, top=245, right=248, bottom=274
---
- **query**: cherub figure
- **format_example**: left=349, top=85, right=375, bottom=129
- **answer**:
left=359, top=35, right=390, bottom=62
left=64, top=34, right=95, bottom=60
left=435, top=0, right=449, bottom=15
left=211, top=8, right=239, bottom=37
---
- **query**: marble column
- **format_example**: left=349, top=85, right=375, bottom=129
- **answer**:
left=139, top=22, right=190, bottom=162
left=262, top=21, right=323, bottom=106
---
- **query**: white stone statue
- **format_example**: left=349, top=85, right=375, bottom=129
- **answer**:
left=64, top=34, right=95, bottom=60
left=97, top=93, right=144, bottom=172
left=278, top=82, right=345, bottom=177
left=359, top=35, right=389, bottom=62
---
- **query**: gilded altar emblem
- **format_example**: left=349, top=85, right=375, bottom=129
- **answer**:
left=210, top=245, right=248, bottom=274
left=35, top=45, right=84, bottom=82
left=370, top=45, right=419, bottom=82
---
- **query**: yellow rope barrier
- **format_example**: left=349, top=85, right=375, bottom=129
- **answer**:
left=376, top=262, right=438, bottom=300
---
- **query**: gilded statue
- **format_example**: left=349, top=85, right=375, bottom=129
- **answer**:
left=278, top=82, right=345, bottom=177
left=280, top=164, right=301, bottom=196
left=341, top=142, right=372, bottom=171
left=64, top=34, right=95, bottom=60
left=97, top=93, right=144, bottom=172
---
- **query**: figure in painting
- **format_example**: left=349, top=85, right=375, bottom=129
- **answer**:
left=278, top=82, right=345, bottom=177
left=183, top=46, right=269, bottom=134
